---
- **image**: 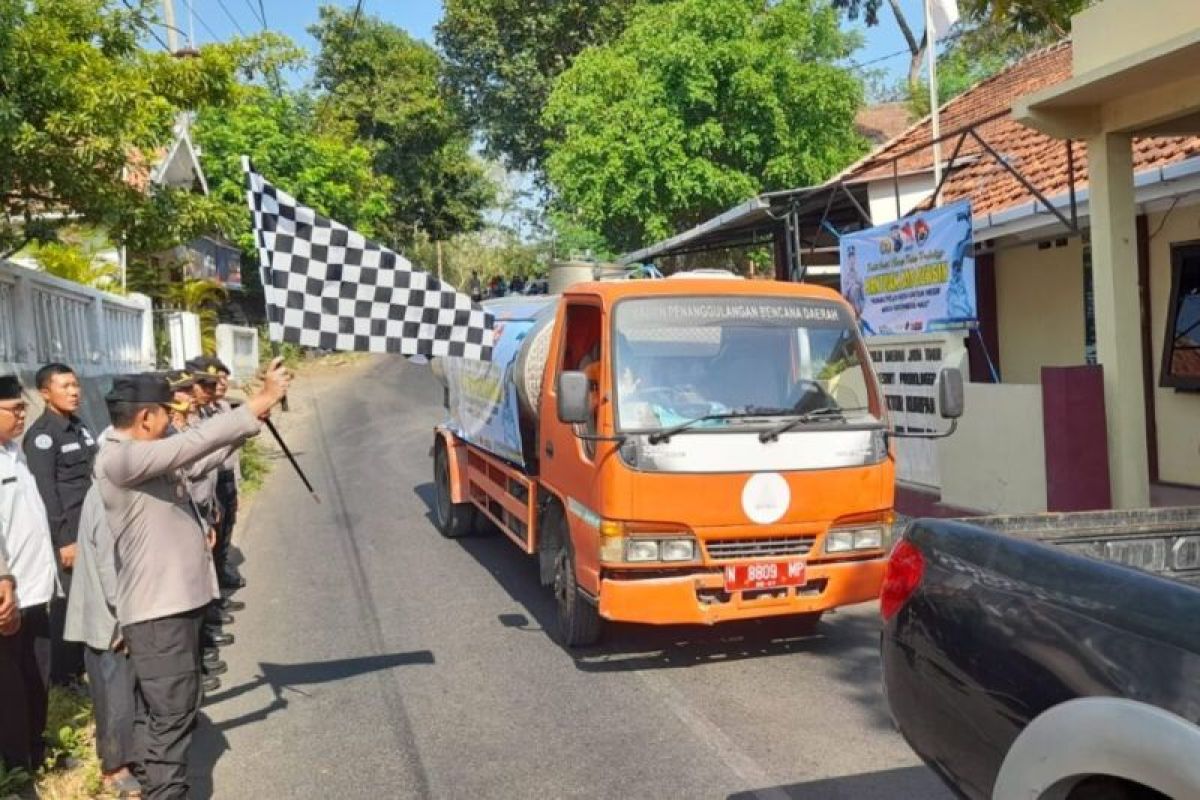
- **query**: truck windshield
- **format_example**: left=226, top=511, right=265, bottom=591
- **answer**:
left=612, top=296, right=881, bottom=434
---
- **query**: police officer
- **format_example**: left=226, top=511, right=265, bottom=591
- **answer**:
left=187, top=356, right=243, bottom=590
left=23, top=362, right=96, bottom=685
left=95, top=362, right=290, bottom=799
left=0, top=374, right=60, bottom=773
left=165, top=369, right=234, bottom=688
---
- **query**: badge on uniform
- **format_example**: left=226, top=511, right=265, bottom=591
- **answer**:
left=34, top=434, right=53, bottom=450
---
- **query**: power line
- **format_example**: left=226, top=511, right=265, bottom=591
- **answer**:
left=214, top=0, right=248, bottom=35
left=351, top=0, right=364, bottom=29
left=257, top=0, right=269, bottom=30
left=243, top=0, right=265, bottom=26
left=192, top=5, right=222, bottom=41
left=844, top=30, right=966, bottom=72
left=119, top=0, right=171, bottom=51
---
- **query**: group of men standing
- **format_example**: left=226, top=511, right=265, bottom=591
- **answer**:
left=0, top=355, right=291, bottom=798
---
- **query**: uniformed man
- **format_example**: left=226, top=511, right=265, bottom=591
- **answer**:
left=181, top=362, right=240, bottom=649
left=95, top=362, right=290, bottom=799
left=23, top=362, right=96, bottom=685
left=0, top=374, right=60, bottom=773
left=187, top=356, right=243, bottom=590
left=164, top=369, right=233, bottom=689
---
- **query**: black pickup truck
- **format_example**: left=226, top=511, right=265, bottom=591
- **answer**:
left=881, top=508, right=1200, bottom=800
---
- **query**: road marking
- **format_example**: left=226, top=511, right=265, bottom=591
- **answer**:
left=633, top=669, right=791, bottom=800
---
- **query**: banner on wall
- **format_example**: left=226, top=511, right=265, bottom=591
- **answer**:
left=839, top=199, right=977, bottom=335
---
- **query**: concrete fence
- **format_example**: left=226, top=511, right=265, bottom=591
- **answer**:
left=1, top=259, right=154, bottom=426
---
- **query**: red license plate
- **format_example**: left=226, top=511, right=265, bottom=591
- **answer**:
left=723, top=560, right=806, bottom=592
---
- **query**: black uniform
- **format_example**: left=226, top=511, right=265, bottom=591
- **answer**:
left=23, top=409, right=98, bottom=684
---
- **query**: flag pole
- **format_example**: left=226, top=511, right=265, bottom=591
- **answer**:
left=925, top=0, right=943, bottom=206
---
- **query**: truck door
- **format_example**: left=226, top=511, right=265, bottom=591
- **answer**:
left=542, top=300, right=606, bottom=593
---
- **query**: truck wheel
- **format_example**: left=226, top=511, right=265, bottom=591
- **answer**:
left=546, top=511, right=601, bottom=647
left=434, top=440, right=475, bottom=539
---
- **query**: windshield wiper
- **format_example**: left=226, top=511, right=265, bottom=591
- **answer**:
left=647, top=412, right=766, bottom=444
left=758, top=406, right=846, bottom=443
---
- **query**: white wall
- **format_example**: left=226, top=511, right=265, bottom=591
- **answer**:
left=939, top=382, right=1048, bottom=513
left=867, top=173, right=935, bottom=225
left=995, top=237, right=1087, bottom=384
left=0, top=259, right=154, bottom=428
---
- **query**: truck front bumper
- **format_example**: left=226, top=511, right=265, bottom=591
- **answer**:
left=597, top=557, right=887, bottom=625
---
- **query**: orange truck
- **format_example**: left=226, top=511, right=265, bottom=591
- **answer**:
left=430, top=272, right=962, bottom=646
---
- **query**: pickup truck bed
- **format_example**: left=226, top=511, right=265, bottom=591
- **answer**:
left=881, top=514, right=1200, bottom=799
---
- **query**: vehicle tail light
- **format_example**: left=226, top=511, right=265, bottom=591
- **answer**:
left=880, top=539, right=924, bottom=621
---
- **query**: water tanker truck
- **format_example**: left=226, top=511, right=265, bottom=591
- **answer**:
left=429, top=272, right=964, bottom=646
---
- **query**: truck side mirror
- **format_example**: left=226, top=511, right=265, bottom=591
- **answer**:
left=557, top=371, right=591, bottom=425
left=938, top=367, right=964, bottom=419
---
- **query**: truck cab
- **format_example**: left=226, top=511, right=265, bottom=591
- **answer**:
left=539, top=279, right=898, bottom=638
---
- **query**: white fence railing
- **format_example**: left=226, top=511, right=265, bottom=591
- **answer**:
left=1, top=260, right=154, bottom=376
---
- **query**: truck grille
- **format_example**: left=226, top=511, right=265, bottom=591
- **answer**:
left=704, top=536, right=816, bottom=561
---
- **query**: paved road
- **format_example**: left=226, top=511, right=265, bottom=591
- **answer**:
left=192, top=357, right=952, bottom=800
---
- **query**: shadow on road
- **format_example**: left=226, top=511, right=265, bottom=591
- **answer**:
left=730, top=765, right=950, bottom=799
left=412, top=482, right=894, bottom=728
left=189, top=651, right=435, bottom=799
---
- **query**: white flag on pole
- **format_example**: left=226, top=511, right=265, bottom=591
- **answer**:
left=928, top=0, right=960, bottom=40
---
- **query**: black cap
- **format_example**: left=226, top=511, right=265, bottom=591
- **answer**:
left=0, top=375, right=21, bottom=401
left=186, top=356, right=229, bottom=380
left=165, top=370, right=196, bottom=391
left=105, top=373, right=173, bottom=406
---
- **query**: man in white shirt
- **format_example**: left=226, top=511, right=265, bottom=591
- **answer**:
left=0, top=374, right=59, bottom=772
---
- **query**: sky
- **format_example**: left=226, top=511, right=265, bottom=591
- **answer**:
left=168, top=0, right=928, bottom=89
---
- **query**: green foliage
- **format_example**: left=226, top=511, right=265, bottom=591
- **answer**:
left=41, top=685, right=102, bottom=795
left=542, top=0, right=867, bottom=252
left=0, top=0, right=247, bottom=258
left=239, top=435, right=269, bottom=496
left=194, top=86, right=392, bottom=256
left=834, top=0, right=1094, bottom=36
left=408, top=228, right=547, bottom=292
left=164, top=278, right=227, bottom=353
left=0, top=762, right=30, bottom=795
left=27, top=240, right=121, bottom=291
left=961, top=0, right=1095, bottom=36
left=310, top=5, right=493, bottom=245
left=437, top=0, right=646, bottom=174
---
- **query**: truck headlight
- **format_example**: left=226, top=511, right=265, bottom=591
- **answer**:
left=826, top=530, right=855, bottom=552
left=825, top=524, right=889, bottom=553
left=660, top=539, right=696, bottom=562
left=625, top=539, right=660, bottom=562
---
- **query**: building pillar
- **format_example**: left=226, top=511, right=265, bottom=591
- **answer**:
left=1088, top=132, right=1149, bottom=508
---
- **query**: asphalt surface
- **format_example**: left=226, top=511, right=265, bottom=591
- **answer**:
left=192, top=356, right=953, bottom=800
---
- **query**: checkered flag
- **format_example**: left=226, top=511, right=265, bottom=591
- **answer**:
left=242, top=158, right=494, bottom=361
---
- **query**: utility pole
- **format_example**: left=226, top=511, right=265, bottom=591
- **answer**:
left=162, top=0, right=179, bottom=52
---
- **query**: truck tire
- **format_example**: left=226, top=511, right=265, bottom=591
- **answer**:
left=434, top=440, right=475, bottom=539
left=544, top=506, right=602, bottom=647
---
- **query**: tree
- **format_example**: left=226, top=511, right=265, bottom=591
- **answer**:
left=310, top=6, right=493, bottom=246
left=194, top=87, right=393, bottom=252
left=0, top=0, right=247, bottom=257
left=437, top=0, right=645, bottom=175
left=542, top=0, right=867, bottom=253
left=833, top=0, right=929, bottom=91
